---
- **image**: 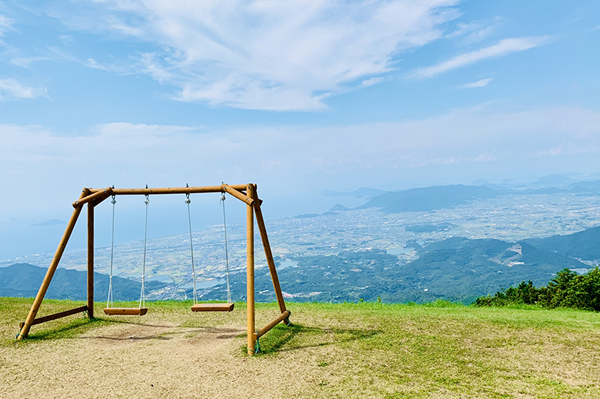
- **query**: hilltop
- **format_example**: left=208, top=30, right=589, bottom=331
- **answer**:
left=1, top=298, right=599, bottom=398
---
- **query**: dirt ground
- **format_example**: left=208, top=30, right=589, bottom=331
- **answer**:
left=3, top=301, right=600, bottom=398
left=1, top=307, right=341, bottom=399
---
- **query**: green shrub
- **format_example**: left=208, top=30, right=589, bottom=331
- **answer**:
left=475, top=267, right=600, bottom=311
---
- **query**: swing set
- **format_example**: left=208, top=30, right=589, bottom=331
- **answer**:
left=17, top=183, right=290, bottom=355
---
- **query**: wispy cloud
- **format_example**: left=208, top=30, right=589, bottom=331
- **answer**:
left=458, top=78, right=493, bottom=89
left=47, top=0, right=461, bottom=111
left=411, top=36, right=549, bottom=79
left=361, top=77, right=385, bottom=87
left=11, top=57, right=51, bottom=69
left=0, top=14, right=12, bottom=36
left=0, top=79, right=48, bottom=100
left=85, top=58, right=108, bottom=71
left=0, top=13, right=12, bottom=46
left=446, top=18, right=502, bottom=45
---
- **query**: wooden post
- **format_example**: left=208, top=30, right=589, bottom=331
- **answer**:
left=254, top=189, right=288, bottom=316
left=17, top=189, right=87, bottom=340
left=246, top=184, right=255, bottom=355
left=87, top=201, right=94, bottom=319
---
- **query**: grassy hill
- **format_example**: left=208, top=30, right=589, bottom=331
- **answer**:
left=1, top=298, right=599, bottom=398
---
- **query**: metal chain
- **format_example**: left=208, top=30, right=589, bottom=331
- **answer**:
left=186, top=187, right=198, bottom=304
left=107, top=194, right=116, bottom=309
left=221, top=192, right=232, bottom=304
left=140, top=192, right=149, bottom=309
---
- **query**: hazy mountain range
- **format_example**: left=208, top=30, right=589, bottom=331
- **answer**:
left=6, top=223, right=597, bottom=304
left=211, top=233, right=592, bottom=304
left=327, top=178, right=600, bottom=213
left=4, top=176, right=600, bottom=304
left=0, top=263, right=166, bottom=301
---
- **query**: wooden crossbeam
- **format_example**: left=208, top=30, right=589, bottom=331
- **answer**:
left=86, top=185, right=247, bottom=195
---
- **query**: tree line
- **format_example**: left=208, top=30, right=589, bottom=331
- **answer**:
left=475, top=267, right=600, bottom=311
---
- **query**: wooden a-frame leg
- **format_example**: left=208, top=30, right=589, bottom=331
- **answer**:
left=246, top=184, right=256, bottom=355
left=253, top=187, right=289, bottom=322
left=87, top=201, right=94, bottom=319
left=18, top=189, right=88, bottom=340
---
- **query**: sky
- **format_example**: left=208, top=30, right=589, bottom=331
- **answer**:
left=1, top=0, right=600, bottom=259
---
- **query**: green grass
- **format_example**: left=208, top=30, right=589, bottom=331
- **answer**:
left=2, top=297, right=600, bottom=398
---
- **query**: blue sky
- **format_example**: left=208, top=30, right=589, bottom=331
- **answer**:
left=1, top=1, right=600, bottom=258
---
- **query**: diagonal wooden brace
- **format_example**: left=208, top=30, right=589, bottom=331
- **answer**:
left=222, top=183, right=254, bottom=205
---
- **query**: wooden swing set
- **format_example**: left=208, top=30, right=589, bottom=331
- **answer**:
left=17, top=183, right=290, bottom=355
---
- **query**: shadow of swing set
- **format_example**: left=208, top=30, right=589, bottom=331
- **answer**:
left=17, top=183, right=291, bottom=355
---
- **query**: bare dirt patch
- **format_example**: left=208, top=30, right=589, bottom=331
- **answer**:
left=2, top=300, right=600, bottom=398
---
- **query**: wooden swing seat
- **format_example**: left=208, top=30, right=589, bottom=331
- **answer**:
left=191, top=303, right=234, bottom=312
left=103, top=308, right=148, bottom=316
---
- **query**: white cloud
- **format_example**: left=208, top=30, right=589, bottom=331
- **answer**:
left=2, top=105, right=600, bottom=214
left=361, top=77, right=385, bottom=87
left=85, top=58, right=108, bottom=71
left=48, top=0, right=461, bottom=110
left=0, top=14, right=12, bottom=36
left=11, top=57, right=51, bottom=69
left=0, top=79, right=48, bottom=100
left=411, top=36, right=549, bottom=79
left=446, top=18, right=502, bottom=45
left=458, top=78, right=493, bottom=89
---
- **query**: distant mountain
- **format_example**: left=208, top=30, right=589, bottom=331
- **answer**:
left=567, top=180, right=600, bottom=193
left=30, top=219, right=66, bottom=227
left=202, top=237, right=587, bottom=304
left=352, top=180, right=600, bottom=214
left=357, top=184, right=500, bottom=213
left=531, top=174, right=575, bottom=188
left=322, top=187, right=387, bottom=198
left=404, top=238, right=586, bottom=302
left=524, top=226, right=600, bottom=262
left=0, top=263, right=166, bottom=300
left=330, top=204, right=350, bottom=212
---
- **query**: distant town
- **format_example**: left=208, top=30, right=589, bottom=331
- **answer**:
left=3, top=179, right=600, bottom=302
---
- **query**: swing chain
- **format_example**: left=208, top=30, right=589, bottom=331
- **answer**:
left=185, top=193, right=191, bottom=204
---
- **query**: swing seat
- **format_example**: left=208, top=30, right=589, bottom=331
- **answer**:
left=191, top=303, right=234, bottom=312
left=103, top=308, right=148, bottom=316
